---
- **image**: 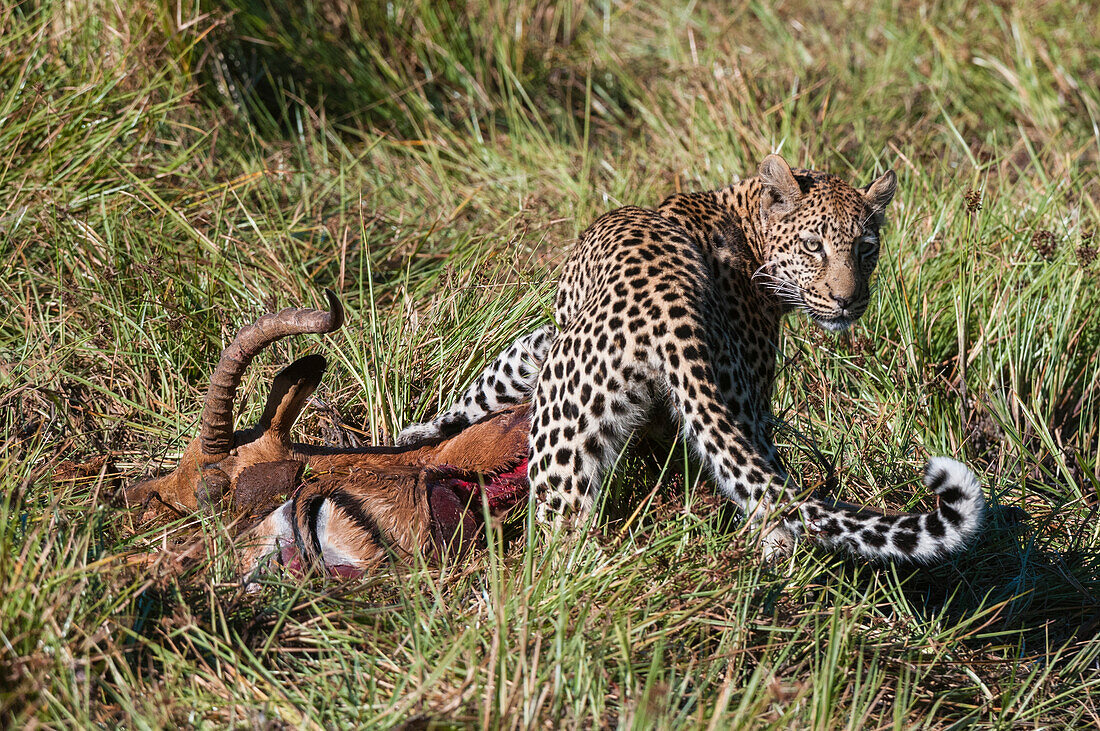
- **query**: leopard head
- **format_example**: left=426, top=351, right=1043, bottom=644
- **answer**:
left=753, top=154, right=896, bottom=331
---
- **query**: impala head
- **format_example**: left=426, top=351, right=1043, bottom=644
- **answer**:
left=754, top=154, right=897, bottom=331
left=125, top=291, right=344, bottom=512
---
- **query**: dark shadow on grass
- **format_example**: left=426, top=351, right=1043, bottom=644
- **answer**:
left=199, top=0, right=638, bottom=143
left=891, top=500, right=1100, bottom=652
left=602, top=436, right=1100, bottom=664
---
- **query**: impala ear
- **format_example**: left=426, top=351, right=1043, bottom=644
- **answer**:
left=758, top=154, right=802, bottom=221
left=256, top=354, right=327, bottom=443
left=862, top=170, right=897, bottom=213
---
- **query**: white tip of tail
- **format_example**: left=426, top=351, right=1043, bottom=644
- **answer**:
left=924, top=457, right=983, bottom=505
left=918, top=456, right=986, bottom=560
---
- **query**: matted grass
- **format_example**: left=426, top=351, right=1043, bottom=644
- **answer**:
left=3, top=0, right=1100, bottom=726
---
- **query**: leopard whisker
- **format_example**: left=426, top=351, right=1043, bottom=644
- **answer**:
left=752, top=269, right=808, bottom=307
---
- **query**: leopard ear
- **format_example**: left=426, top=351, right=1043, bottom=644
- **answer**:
left=862, top=170, right=897, bottom=213
left=758, top=154, right=802, bottom=220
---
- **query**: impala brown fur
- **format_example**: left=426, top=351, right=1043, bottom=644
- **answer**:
left=125, top=291, right=530, bottom=581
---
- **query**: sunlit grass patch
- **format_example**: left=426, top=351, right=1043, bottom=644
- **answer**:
left=2, top=0, right=1100, bottom=726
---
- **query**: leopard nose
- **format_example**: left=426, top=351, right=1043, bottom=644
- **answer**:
left=830, top=293, right=852, bottom=309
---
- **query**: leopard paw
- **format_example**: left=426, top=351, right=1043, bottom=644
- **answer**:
left=394, top=420, right=444, bottom=447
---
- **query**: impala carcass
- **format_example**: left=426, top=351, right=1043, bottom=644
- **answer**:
left=125, top=291, right=530, bottom=580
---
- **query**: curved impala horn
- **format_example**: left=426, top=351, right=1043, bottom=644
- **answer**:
left=200, top=289, right=344, bottom=458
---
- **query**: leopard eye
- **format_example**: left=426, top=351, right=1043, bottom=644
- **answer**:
left=858, top=236, right=879, bottom=257
left=801, top=236, right=823, bottom=254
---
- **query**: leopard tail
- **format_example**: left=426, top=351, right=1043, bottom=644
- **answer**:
left=802, top=457, right=985, bottom=562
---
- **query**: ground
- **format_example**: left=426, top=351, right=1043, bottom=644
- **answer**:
left=2, top=0, right=1100, bottom=726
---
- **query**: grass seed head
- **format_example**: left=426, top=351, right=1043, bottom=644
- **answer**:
left=1077, top=232, right=1097, bottom=266
left=963, top=188, right=983, bottom=213
left=1031, top=229, right=1057, bottom=259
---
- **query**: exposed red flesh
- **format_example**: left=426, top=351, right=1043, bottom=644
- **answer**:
left=434, top=458, right=529, bottom=515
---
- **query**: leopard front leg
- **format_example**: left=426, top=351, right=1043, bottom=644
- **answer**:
left=526, top=313, right=802, bottom=559
left=666, top=345, right=805, bottom=559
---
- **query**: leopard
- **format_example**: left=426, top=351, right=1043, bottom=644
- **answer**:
left=398, top=154, right=985, bottom=562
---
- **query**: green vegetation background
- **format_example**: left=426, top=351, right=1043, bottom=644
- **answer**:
left=3, top=0, right=1100, bottom=726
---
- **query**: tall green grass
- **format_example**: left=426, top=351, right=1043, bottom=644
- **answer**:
left=2, top=0, right=1100, bottom=725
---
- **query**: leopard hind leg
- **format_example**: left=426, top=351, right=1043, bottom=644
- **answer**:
left=527, top=331, right=656, bottom=524
left=397, top=325, right=556, bottom=445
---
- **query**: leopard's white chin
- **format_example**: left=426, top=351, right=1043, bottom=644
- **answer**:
left=813, top=315, right=852, bottom=332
